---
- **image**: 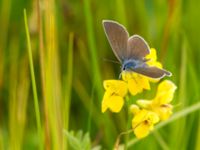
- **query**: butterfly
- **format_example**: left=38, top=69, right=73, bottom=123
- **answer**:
left=102, top=20, right=171, bottom=78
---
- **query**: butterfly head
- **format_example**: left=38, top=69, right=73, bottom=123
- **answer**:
left=121, top=59, right=143, bottom=72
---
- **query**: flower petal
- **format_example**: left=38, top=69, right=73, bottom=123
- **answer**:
left=146, top=48, right=157, bottom=61
left=122, top=71, right=134, bottom=81
left=132, top=109, right=149, bottom=128
left=130, top=104, right=140, bottom=115
left=103, top=80, right=128, bottom=97
left=107, top=95, right=124, bottom=113
left=132, top=109, right=159, bottom=139
left=137, top=99, right=152, bottom=109
left=128, top=79, right=143, bottom=95
left=101, top=91, right=112, bottom=113
left=146, top=48, right=163, bottom=84
left=153, top=104, right=173, bottom=121
left=138, top=75, right=150, bottom=90
left=154, top=80, right=177, bottom=104
left=147, top=111, right=160, bottom=124
left=133, top=122, right=151, bottom=139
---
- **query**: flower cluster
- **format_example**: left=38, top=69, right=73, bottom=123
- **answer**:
left=130, top=80, right=176, bottom=138
left=101, top=48, right=177, bottom=139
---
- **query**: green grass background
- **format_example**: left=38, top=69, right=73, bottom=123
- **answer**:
left=0, top=0, right=200, bottom=149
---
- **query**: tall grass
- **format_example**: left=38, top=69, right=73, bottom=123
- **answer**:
left=0, top=0, right=11, bottom=89
left=43, top=0, right=64, bottom=149
left=0, top=0, right=200, bottom=149
left=24, top=9, right=43, bottom=149
left=63, top=32, right=74, bottom=149
left=83, top=0, right=103, bottom=99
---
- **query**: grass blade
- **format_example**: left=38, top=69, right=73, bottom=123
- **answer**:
left=24, top=9, right=43, bottom=149
left=63, top=32, right=74, bottom=149
left=83, top=0, right=103, bottom=100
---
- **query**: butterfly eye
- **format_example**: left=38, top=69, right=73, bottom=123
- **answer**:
left=121, top=65, right=125, bottom=71
left=122, top=63, right=129, bottom=71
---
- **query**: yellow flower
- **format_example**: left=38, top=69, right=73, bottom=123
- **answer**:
left=137, top=80, right=177, bottom=120
left=152, top=80, right=177, bottom=120
left=101, top=80, right=128, bottom=113
left=154, top=80, right=177, bottom=104
left=146, top=48, right=162, bottom=69
left=146, top=48, right=163, bottom=82
left=103, top=80, right=127, bottom=96
left=122, top=72, right=150, bottom=96
left=130, top=105, right=159, bottom=139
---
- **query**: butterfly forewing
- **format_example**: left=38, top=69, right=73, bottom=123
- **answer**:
left=127, top=35, right=150, bottom=60
left=103, top=20, right=129, bottom=62
left=133, top=66, right=172, bottom=78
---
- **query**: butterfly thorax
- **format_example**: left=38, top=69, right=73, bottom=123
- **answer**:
left=122, top=59, right=146, bottom=71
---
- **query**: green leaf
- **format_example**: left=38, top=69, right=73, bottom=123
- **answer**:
left=82, top=133, right=91, bottom=150
left=76, top=130, right=83, bottom=141
left=64, top=130, right=82, bottom=150
left=64, top=130, right=93, bottom=150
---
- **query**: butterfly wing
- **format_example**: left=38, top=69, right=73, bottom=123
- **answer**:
left=133, top=66, right=172, bottom=78
left=127, top=35, right=171, bottom=78
left=127, top=35, right=150, bottom=60
left=103, top=20, right=129, bottom=62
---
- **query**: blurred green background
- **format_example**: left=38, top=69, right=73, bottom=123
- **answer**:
left=0, top=0, right=200, bottom=149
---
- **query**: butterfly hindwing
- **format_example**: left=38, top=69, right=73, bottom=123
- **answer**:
left=133, top=66, right=172, bottom=78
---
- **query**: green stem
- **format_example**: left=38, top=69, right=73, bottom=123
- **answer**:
left=63, top=32, right=74, bottom=149
left=23, top=9, right=43, bottom=149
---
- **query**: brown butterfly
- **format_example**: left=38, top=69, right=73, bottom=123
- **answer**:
left=103, top=20, right=171, bottom=78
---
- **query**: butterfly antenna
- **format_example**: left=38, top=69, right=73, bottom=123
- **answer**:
left=103, top=58, right=121, bottom=64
